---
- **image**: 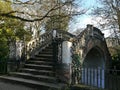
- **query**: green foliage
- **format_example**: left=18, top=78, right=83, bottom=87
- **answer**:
left=0, top=1, right=32, bottom=60
left=0, top=19, right=32, bottom=59
left=0, top=33, right=9, bottom=74
left=14, top=21, right=32, bottom=41
left=0, top=59, right=7, bottom=74
left=0, top=0, right=12, bottom=14
left=0, top=32, right=9, bottom=60
left=108, top=46, right=120, bottom=58
left=45, top=14, right=70, bottom=31
left=72, top=54, right=81, bottom=84
left=0, top=18, right=32, bottom=41
left=44, top=0, right=71, bottom=31
left=112, top=54, right=120, bottom=61
left=111, top=52, right=120, bottom=70
left=109, top=45, right=120, bottom=70
left=72, top=54, right=81, bottom=68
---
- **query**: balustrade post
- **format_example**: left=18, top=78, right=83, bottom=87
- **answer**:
left=52, top=36, right=63, bottom=82
left=7, top=38, right=18, bottom=72
left=52, top=39, right=58, bottom=64
left=52, top=30, right=75, bottom=84
left=60, top=41, right=72, bottom=84
left=18, top=36, right=27, bottom=70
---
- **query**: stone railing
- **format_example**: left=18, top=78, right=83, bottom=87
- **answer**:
left=72, top=25, right=105, bottom=55
left=7, top=30, right=55, bottom=72
left=26, top=30, right=54, bottom=59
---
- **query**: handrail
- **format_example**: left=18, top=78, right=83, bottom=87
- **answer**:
left=57, top=30, right=75, bottom=37
left=26, top=30, right=54, bottom=59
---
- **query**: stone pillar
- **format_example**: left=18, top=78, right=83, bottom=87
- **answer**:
left=7, top=41, right=18, bottom=72
left=61, top=41, right=72, bottom=84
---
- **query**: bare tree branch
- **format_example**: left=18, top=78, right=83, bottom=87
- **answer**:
left=0, top=0, right=84, bottom=22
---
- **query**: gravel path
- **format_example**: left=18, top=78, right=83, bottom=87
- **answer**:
left=0, top=82, right=35, bottom=90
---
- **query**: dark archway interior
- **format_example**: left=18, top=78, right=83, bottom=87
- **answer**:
left=83, top=47, right=105, bottom=69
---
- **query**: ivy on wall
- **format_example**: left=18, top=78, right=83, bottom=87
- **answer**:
left=72, top=53, right=81, bottom=84
left=109, top=45, right=120, bottom=70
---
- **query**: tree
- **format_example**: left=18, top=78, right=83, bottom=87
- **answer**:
left=108, top=46, right=120, bottom=70
left=91, top=0, right=120, bottom=44
left=44, top=0, right=86, bottom=31
left=0, top=17, right=32, bottom=41
left=0, top=0, right=86, bottom=38
left=44, top=0, right=71, bottom=31
left=0, top=1, right=32, bottom=60
left=0, top=31, right=9, bottom=60
left=0, top=19, right=32, bottom=59
left=0, top=0, right=85, bottom=22
left=0, top=0, right=68, bottom=21
left=45, top=12, right=71, bottom=31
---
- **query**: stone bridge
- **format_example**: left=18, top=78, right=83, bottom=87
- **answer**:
left=5, top=24, right=111, bottom=89
left=72, top=24, right=111, bottom=70
left=54, top=24, right=111, bottom=88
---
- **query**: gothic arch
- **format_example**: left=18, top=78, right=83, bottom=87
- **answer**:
left=76, top=25, right=111, bottom=69
left=83, top=46, right=105, bottom=69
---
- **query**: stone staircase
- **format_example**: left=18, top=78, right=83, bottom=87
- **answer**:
left=0, top=44, right=66, bottom=90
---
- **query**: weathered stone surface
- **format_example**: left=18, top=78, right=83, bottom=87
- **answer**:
left=71, top=24, right=111, bottom=88
left=73, top=25, right=111, bottom=69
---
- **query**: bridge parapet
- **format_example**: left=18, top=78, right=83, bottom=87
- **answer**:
left=72, top=25, right=106, bottom=56
left=26, top=30, right=53, bottom=59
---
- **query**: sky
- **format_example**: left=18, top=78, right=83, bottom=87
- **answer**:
left=69, top=0, right=98, bottom=31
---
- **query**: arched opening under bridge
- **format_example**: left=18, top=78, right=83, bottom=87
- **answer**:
left=83, top=47, right=105, bottom=69
left=81, top=47, right=105, bottom=88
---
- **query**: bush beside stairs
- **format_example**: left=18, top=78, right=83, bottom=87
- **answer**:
left=0, top=44, right=66, bottom=90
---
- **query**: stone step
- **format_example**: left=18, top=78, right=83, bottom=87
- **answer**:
left=0, top=44, right=67, bottom=89
left=37, top=48, right=53, bottom=55
left=44, top=45, right=53, bottom=48
left=39, top=52, right=53, bottom=54
left=44, top=47, right=53, bottom=50
left=42, top=49, right=53, bottom=52
left=38, top=53, right=53, bottom=56
left=26, top=61, right=54, bottom=65
left=24, top=64, right=54, bottom=70
left=0, top=76, right=64, bottom=90
left=21, top=68, right=55, bottom=76
left=30, top=57, right=53, bottom=61
left=35, top=54, right=53, bottom=58
left=11, top=72, right=57, bottom=83
left=44, top=48, right=53, bottom=50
